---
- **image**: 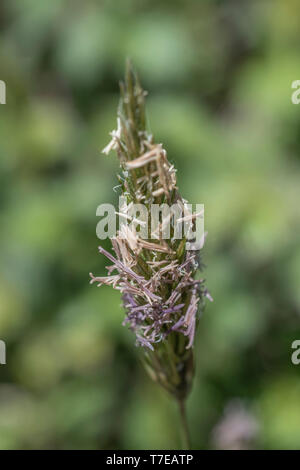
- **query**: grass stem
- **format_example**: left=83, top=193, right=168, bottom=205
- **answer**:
left=178, top=398, right=191, bottom=450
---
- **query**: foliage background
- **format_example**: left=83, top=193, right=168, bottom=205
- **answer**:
left=0, top=0, right=300, bottom=449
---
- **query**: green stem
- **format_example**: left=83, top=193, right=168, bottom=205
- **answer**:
left=178, top=398, right=191, bottom=450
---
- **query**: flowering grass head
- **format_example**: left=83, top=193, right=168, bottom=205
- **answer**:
left=90, top=61, right=211, bottom=401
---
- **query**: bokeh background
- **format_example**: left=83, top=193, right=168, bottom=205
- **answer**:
left=0, top=0, right=300, bottom=450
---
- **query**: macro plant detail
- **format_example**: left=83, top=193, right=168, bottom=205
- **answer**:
left=90, top=62, right=211, bottom=448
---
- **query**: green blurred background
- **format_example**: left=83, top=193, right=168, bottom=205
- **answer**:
left=0, top=0, right=300, bottom=450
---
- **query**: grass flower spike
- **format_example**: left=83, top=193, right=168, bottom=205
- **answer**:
left=90, top=61, right=211, bottom=448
